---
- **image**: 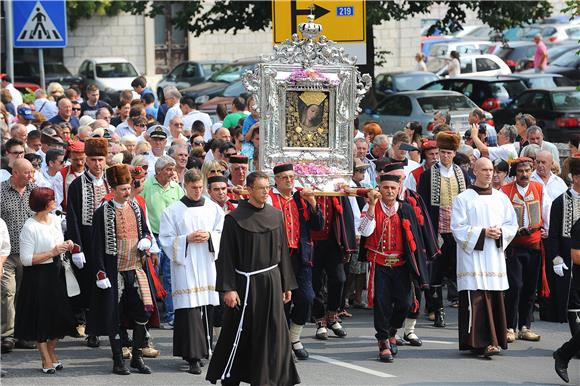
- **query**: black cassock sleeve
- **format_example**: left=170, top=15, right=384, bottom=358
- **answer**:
left=216, top=215, right=239, bottom=292
left=278, top=221, right=297, bottom=292
left=65, top=179, right=84, bottom=249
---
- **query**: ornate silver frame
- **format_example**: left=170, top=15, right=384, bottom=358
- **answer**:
left=242, top=16, right=371, bottom=189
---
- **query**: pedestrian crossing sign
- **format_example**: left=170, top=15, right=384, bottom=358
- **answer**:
left=13, top=0, right=67, bottom=48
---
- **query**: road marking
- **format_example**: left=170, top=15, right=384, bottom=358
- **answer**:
left=356, top=336, right=455, bottom=345
left=309, top=355, right=396, bottom=378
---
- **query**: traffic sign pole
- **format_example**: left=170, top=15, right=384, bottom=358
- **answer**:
left=38, top=48, right=45, bottom=89
left=5, top=0, right=14, bottom=82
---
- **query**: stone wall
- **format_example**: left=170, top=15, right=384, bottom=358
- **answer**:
left=63, top=14, right=146, bottom=75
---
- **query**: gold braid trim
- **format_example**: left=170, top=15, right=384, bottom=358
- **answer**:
left=173, top=285, right=216, bottom=296
left=457, top=271, right=507, bottom=278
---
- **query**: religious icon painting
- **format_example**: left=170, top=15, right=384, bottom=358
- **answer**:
left=285, top=90, right=330, bottom=148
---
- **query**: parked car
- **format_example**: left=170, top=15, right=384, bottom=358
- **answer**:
left=374, top=71, right=439, bottom=100
left=491, top=87, right=580, bottom=143
left=13, top=60, right=83, bottom=90
left=156, top=60, right=227, bottom=102
left=427, top=41, right=494, bottom=69
left=504, top=73, right=574, bottom=88
left=78, top=57, right=140, bottom=105
left=519, top=23, right=580, bottom=44
left=359, top=90, right=479, bottom=136
left=180, top=58, right=259, bottom=101
left=517, top=44, right=580, bottom=71
left=490, top=41, right=537, bottom=72
left=14, top=82, right=41, bottom=94
left=433, top=54, right=512, bottom=77
left=523, top=49, right=580, bottom=84
left=420, top=76, right=527, bottom=110
left=420, top=36, right=459, bottom=58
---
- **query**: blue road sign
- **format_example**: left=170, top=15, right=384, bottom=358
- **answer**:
left=13, top=0, right=67, bottom=48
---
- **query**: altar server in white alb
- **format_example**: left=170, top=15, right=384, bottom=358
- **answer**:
left=451, top=157, right=519, bottom=357
left=159, top=169, right=224, bottom=375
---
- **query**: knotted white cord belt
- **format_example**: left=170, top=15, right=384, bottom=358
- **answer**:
left=221, top=264, right=278, bottom=380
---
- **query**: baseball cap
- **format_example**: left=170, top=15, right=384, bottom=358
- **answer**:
left=17, top=107, right=34, bottom=120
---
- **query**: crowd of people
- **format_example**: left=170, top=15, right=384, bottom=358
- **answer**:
left=1, top=74, right=580, bottom=385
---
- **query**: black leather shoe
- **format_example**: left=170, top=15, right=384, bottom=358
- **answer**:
left=112, top=358, right=130, bottom=375
left=15, top=340, right=36, bottom=349
left=188, top=360, right=202, bottom=375
left=404, top=333, right=423, bottom=347
left=292, top=342, right=309, bottom=360
left=434, top=309, right=446, bottom=328
left=87, top=336, right=100, bottom=348
left=378, top=340, right=394, bottom=363
left=130, top=350, right=152, bottom=374
left=328, top=321, right=347, bottom=338
left=553, top=350, right=570, bottom=383
left=1, top=338, right=15, bottom=353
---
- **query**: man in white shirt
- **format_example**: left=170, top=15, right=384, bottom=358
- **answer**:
left=166, top=116, right=188, bottom=149
left=1, top=75, right=23, bottom=107
left=471, top=123, right=518, bottom=162
left=522, top=126, right=560, bottom=165
left=35, top=149, right=65, bottom=208
left=145, top=125, right=169, bottom=175
left=531, top=150, right=568, bottom=203
left=162, top=88, right=183, bottom=127
left=180, top=96, right=212, bottom=137
left=116, top=107, right=146, bottom=139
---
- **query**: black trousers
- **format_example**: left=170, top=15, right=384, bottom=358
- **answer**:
left=429, top=233, right=457, bottom=287
left=558, top=329, right=580, bottom=361
left=373, top=265, right=412, bottom=340
left=290, top=262, right=315, bottom=325
left=312, top=239, right=346, bottom=319
left=505, top=246, right=541, bottom=330
left=119, top=271, right=149, bottom=325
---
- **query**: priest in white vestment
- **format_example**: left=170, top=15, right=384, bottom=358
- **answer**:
left=159, top=169, right=224, bottom=375
left=451, top=158, right=518, bottom=357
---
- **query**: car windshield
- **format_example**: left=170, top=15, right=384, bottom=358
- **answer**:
left=393, top=74, right=438, bottom=91
left=551, top=90, right=580, bottom=110
left=526, top=76, right=571, bottom=88
left=202, top=63, right=226, bottom=76
left=417, top=95, right=475, bottom=113
left=209, top=63, right=249, bottom=83
left=551, top=50, right=580, bottom=67
left=95, top=62, right=138, bottom=78
left=44, top=63, right=72, bottom=75
left=490, top=81, right=527, bottom=99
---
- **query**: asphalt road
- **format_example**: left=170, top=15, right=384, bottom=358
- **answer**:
left=1, top=304, right=578, bottom=386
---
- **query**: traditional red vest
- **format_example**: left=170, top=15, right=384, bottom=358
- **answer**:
left=269, top=191, right=303, bottom=249
left=411, top=166, right=426, bottom=189
left=501, top=181, right=544, bottom=248
left=310, top=196, right=342, bottom=241
left=364, top=202, right=405, bottom=267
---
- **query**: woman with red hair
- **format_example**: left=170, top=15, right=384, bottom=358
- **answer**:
left=15, top=187, right=75, bottom=374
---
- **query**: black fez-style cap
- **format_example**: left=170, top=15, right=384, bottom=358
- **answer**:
left=229, top=155, right=249, bottom=164
left=380, top=174, right=401, bottom=183
left=273, top=163, right=294, bottom=174
left=382, top=162, right=404, bottom=173
left=207, top=176, right=229, bottom=185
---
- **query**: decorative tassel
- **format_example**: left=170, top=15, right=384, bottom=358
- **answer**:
left=147, top=257, right=167, bottom=299
left=538, top=241, right=550, bottom=298
left=367, top=261, right=375, bottom=308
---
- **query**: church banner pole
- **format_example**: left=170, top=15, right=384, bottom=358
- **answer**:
left=38, top=48, right=45, bottom=89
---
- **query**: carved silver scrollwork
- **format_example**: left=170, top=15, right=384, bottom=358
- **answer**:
left=240, top=14, right=370, bottom=187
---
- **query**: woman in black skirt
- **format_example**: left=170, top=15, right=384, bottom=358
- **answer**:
left=15, top=187, right=75, bottom=374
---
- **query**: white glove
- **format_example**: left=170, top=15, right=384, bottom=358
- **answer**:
left=72, top=252, right=86, bottom=269
left=96, top=277, right=112, bottom=289
left=137, top=237, right=152, bottom=251
left=554, top=262, right=569, bottom=277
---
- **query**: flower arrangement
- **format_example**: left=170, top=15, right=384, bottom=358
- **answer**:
left=293, top=162, right=337, bottom=175
left=288, top=68, right=329, bottom=83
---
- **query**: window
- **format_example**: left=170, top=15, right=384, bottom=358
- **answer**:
left=377, top=96, right=412, bottom=116
left=169, top=63, right=186, bottom=78
left=417, top=95, right=475, bottom=113
left=566, top=27, right=580, bottom=40
left=87, top=62, right=95, bottom=78
left=376, top=74, right=393, bottom=92
left=183, top=63, right=199, bottom=78
left=490, top=81, right=527, bottom=100
left=552, top=50, right=580, bottom=68
left=551, top=91, right=580, bottom=109
left=476, top=58, right=500, bottom=72
left=459, top=58, right=473, bottom=73
left=95, top=62, right=138, bottom=78
left=516, top=92, right=549, bottom=110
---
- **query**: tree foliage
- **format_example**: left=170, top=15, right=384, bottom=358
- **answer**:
left=67, top=1, right=554, bottom=36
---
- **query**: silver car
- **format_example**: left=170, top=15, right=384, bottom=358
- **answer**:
left=359, top=90, right=479, bottom=137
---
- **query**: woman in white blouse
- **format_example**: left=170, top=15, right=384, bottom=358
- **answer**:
left=448, top=50, right=461, bottom=77
left=15, top=187, right=75, bottom=374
